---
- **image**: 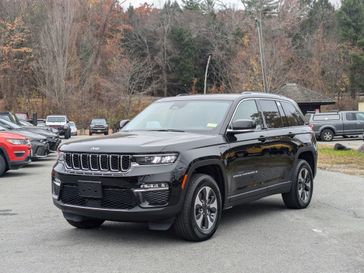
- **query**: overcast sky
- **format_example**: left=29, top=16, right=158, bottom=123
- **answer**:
left=121, top=0, right=341, bottom=9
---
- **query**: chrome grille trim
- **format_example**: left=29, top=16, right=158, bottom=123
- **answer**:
left=64, top=153, right=131, bottom=173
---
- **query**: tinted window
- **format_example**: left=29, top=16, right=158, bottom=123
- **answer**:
left=281, top=101, right=305, bottom=126
left=259, top=100, right=283, bottom=128
left=232, top=100, right=263, bottom=130
left=313, top=114, right=340, bottom=121
left=357, top=113, right=364, bottom=121
left=346, top=113, right=356, bottom=121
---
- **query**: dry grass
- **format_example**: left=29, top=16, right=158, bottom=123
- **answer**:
left=318, top=144, right=364, bottom=177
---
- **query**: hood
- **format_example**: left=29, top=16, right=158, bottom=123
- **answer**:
left=0, top=131, right=27, bottom=139
left=21, top=126, right=57, bottom=138
left=11, top=129, right=47, bottom=141
left=61, top=131, right=223, bottom=153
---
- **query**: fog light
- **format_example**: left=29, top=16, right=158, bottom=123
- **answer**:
left=52, top=177, right=61, bottom=198
left=140, top=183, right=169, bottom=190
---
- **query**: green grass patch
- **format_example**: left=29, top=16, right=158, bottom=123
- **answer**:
left=318, top=144, right=364, bottom=176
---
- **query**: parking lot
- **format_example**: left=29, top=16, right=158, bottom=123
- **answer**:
left=0, top=136, right=363, bottom=273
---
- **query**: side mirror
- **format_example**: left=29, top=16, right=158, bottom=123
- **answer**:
left=227, top=119, right=256, bottom=134
left=119, top=119, right=130, bottom=129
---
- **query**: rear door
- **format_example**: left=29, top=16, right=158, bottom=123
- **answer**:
left=256, top=99, right=296, bottom=186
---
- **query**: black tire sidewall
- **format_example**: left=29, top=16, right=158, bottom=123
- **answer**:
left=188, top=174, right=222, bottom=240
left=0, top=155, right=6, bottom=176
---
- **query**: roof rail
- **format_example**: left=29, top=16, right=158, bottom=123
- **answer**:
left=176, top=93, right=189, bottom=96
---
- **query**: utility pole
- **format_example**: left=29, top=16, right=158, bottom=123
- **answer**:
left=255, top=16, right=268, bottom=93
left=204, top=54, right=212, bottom=95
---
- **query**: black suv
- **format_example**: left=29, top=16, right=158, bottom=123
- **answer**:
left=52, top=93, right=317, bottom=241
left=89, top=118, right=109, bottom=136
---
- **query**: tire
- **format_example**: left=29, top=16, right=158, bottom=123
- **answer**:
left=104, top=132, right=109, bottom=136
left=89, top=132, right=92, bottom=136
left=0, top=155, right=7, bottom=177
left=174, top=174, right=222, bottom=242
left=282, top=160, right=313, bottom=209
left=66, top=218, right=104, bottom=229
left=320, top=128, right=334, bottom=141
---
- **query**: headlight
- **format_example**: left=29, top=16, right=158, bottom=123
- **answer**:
left=63, top=125, right=68, bottom=129
left=133, top=153, right=178, bottom=165
left=6, top=139, right=29, bottom=145
left=57, top=151, right=65, bottom=161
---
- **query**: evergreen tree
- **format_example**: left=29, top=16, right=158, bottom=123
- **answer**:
left=338, top=0, right=364, bottom=45
left=338, top=0, right=364, bottom=97
left=182, top=0, right=201, bottom=11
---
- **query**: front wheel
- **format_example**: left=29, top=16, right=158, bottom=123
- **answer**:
left=282, top=160, right=313, bottom=209
left=66, top=218, right=104, bottom=229
left=0, top=155, right=7, bottom=177
left=174, top=174, right=222, bottom=241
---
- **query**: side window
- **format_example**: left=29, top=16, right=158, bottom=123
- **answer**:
left=346, top=113, right=357, bottom=121
left=356, top=113, right=364, bottom=121
left=232, top=100, right=263, bottom=130
left=281, top=101, right=305, bottom=126
left=259, top=100, right=283, bottom=128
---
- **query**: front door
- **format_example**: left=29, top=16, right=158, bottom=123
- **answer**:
left=225, top=99, right=269, bottom=203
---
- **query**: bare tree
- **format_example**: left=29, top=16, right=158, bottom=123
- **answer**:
left=33, top=0, right=78, bottom=111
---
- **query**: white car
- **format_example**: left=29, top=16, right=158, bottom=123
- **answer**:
left=69, top=121, right=77, bottom=136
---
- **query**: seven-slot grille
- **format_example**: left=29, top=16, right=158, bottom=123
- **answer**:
left=65, top=153, right=131, bottom=172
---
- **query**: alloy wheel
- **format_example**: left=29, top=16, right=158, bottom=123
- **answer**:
left=194, top=186, right=218, bottom=234
left=297, top=167, right=312, bottom=204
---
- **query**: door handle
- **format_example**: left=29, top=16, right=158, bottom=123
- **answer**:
left=258, top=136, right=266, bottom=142
left=288, top=132, right=295, bottom=138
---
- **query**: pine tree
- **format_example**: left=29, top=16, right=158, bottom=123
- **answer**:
left=182, top=0, right=201, bottom=11
left=338, top=0, right=364, bottom=97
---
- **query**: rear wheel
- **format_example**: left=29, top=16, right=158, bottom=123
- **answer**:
left=0, top=155, right=7, bottom=176
left=282, top=160, right=313, bottom=209
left=320, top=128, right=334, bottom=141
left=174, top=174, right=222, bottom=241
left=66, top=218, right=104, bottom=229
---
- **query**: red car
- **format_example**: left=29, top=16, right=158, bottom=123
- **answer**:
left=0, top=131, right=32, bottom=176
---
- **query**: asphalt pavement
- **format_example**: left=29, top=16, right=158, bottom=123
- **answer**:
left=0, top=136, right=363, bottom=273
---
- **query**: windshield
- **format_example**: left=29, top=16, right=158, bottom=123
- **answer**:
left=47, top=116, right=66, bottom=122
left=91, top=119, right=107, bottom=125
left=0, top=118, right=21, bottom=129
left=123, top=100, right=232, bottom=133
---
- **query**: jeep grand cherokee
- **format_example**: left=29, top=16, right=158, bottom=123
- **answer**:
left=52, top=93, right=317, bottom=241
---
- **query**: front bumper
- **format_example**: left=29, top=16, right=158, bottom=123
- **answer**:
left=52, top=162, right=187, bottom=222
left=49, top=138, right=61, bottom=152
left=31, top=141, right=49, bottom=159
left=90, top=127, right=108, bottom=134
left=9, top=156, right=31, bottom=169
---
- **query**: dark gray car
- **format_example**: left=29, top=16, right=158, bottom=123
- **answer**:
left=306, top=111, right=364, bottom=141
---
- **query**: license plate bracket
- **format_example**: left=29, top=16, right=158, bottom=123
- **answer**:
left=78, top=181, right=102, bottom=199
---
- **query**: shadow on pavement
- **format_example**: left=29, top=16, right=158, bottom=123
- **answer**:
left=56, top=198, right=286, bottom=244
